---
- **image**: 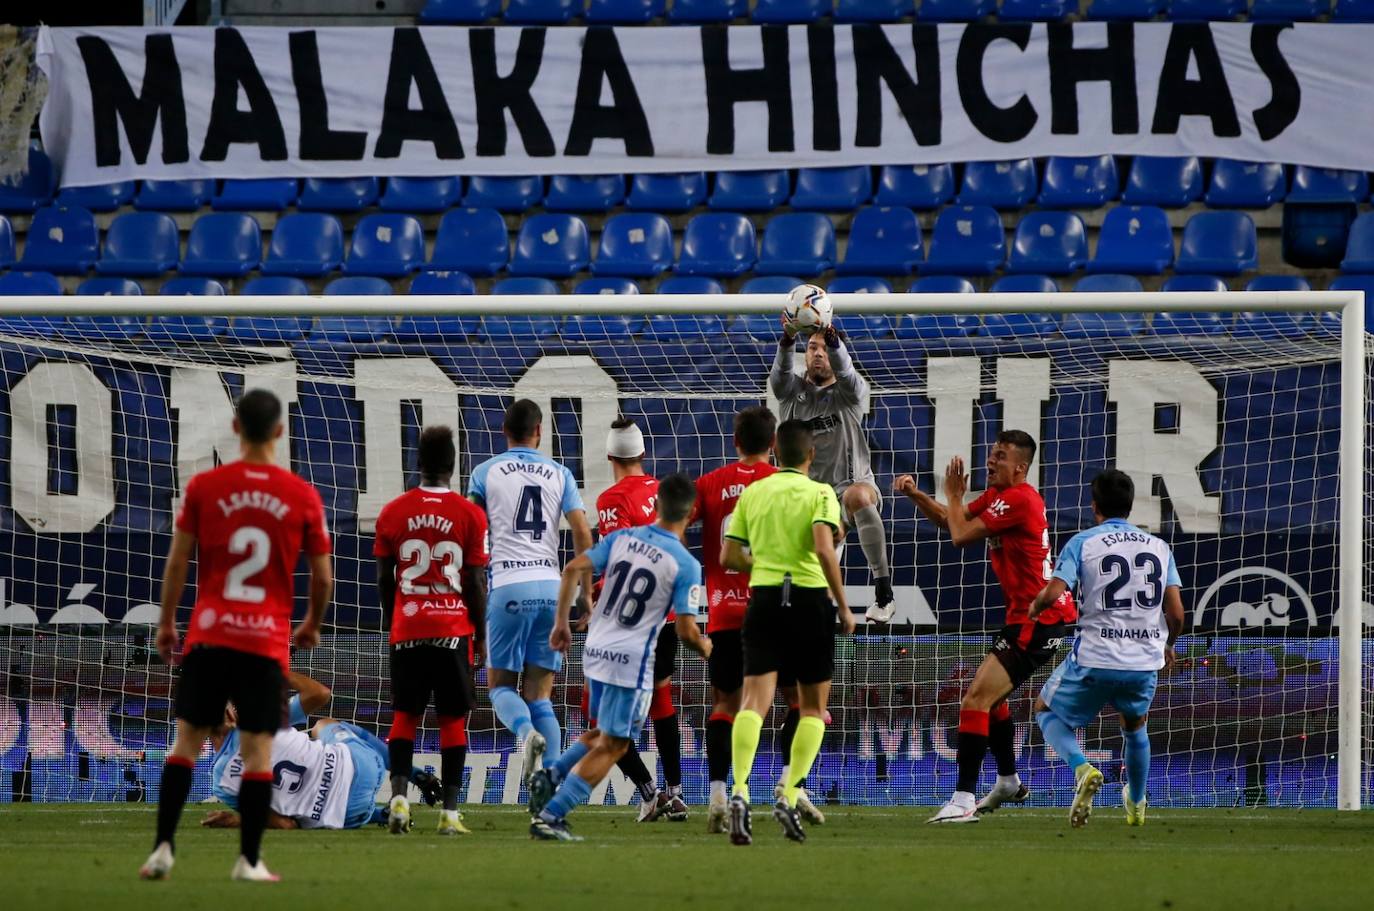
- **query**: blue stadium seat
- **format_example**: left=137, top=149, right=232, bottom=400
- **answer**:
left=1288, top=166, right=1369, bottom=203
left=1329, top=275, right=1374, bottom=327
left=380, top=176, right=463, bottom=213
left=677, top=213, right=757, bottom=276
left=1232, top=311, right=1307, bottom=340
left=895, top=312, right=977, bottom=339
left=241, top=276, right=310, bottom=296
left=593, top=213, right=674, bottom=277
left=756, top=213, right=836, bottom=276
left=1206, top=160, right=1287, bottom=208
left=659, top=276, right=726, bottom=295
left=833, top=314, right=896, bottom=339
left=1037, top=156, right=1119, bottom=208
left=753, top=0, right=830, bottom=20
left=563, top=315, right=647, bottom=342
left=791, top=167, right=873, bottom=211
left=504, top=0, right=580, bottom=23
left=1152, top=310, right=1227, bottom=336
left=418, top=0, right=501, bottom=21
left=587, top=0, right=667, bottom=21
left=56, top=181, right=135, bottom=213
left=160, top=278, right=226, bottom=295
left=228, top=316, right=310, bottom=343
left=492, top=277, right=561, bottom=295
left=545, top=175, right=627, bottom=212
left=312, top=315, right=394, bottom=342
left=740, top=276, right=804, bottom=294
left=180, top=213, right=261, bottom=277
left=212, top=178, right=298, bottom=211
left=1006, top=211, right=1087, bottom=275
left=0, top=217, right=12, bottom=268
left=709, top=170, right=791, bottom=211
left=76, top=277, right=142, bottom=296
left=922, top=205, right=1005, bottom=276
left=1086, top=0, right=1165, bottom=17
left=20, top=206, right=99, bottom=274
left=67, top=315, right=143, bottom=340
left=1074, top=273, right=1144, bottom=294
left=668, top=0, right=747, bottom=20
left=734, top=312, right=785, bottom=339
left=1175, top=211, right=1258, bottom=275
left=1121, top=156, right=1203, bottom=207
left=464, top=176, right=544, bottom=212
left=324, top=276, right=392, bottom=296
left=1246, top=275, right=1312, bottom=292
left=1341, top=213, right=1374, bottom=272
left=1333, top=0, right=1374, bottom=18
left=828, top=276, right=893, bottom=293
left=835, top=0, right=913, bottom=19
left=643, top=314, right=727, bottom=340
left=627, top=173, right=707, bottom=212
left=574, top=278, right=641, bottom=295
left=261, top=213, right=345, bottom=277
left=146, top=316, right=229, bottom=341
left=298, top=177, right=380, bottom=212
left=1166, top=0, right=1245, bottom=18
left=1061, top=311, right=1145, bottom=339
left=1250, top=1, right=1328, bottom=21
left=990, top=274, right=1059, bottom=293
left=393, top=315, right=480, bottom=340
left=838, top=206, right=922, bottom=275
left=999, top=0, right=1075, bottom=18
left=876, top=164, right=955, bottom=209
left=429, top=208, right=508, bottom=276
left=510, top=214, right=591, bottom=277
left=136, top=179, right=215, bottom=211
left=344, top=213, right=426, bottom=276
left=910, top=275, right=976, bottom=293
left=409, top=271, right=476, bottom=294
left=978, top=312, right=1059, bottom=337
left=0, top=271, right=60, bottom=295
left=96, top=212, right=180, bottom=276
left=0, top=147, right=56, bottom=212
left=958, top=159, right=1037, bottom=209
left=916, top=0, right=995, bottom=18
left=1162, top=274, right=1229, bottom=292
left=480, top=314, right=561, bottom=340
left=1088, top=205, right=1173, bottom=275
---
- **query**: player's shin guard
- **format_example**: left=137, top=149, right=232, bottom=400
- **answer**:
left=490, top=686, right=533, bottom=740
left=389, top=710, right=421, bottom=798
left=730, top=710, right=764, bottom=802
left=439, top=715, right=468, bottom=811
left=779, top=707, right=805, bottom=789
left=1035, top=710, right=1087, bottom=771
left=988, top=702, right=1019, bottom=777
left=784, top=716, right=825, bottom=807
left=853, top=504, right=890, bottom=580
left=528, top=699, right=562, bottom=765
left=154, top=755, right=195, bottom=850
left=706, top=713, right=734, bottom=787
left=649, top=685, right=681, bottom=789
left=238, top=772, right=273, bottom=867
left=1123, top=725, right=1150, bottom=804
left=955, top=709, right=991, bottom=795
left=541, top=772, right=592, bottom=823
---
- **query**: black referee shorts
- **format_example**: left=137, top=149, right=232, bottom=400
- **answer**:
left=742, top=585, right=836, bottom=686
left=653, top=623, right=678, bottom=683
left=391, top=640, right=475, bottom=718
left=175, top=646, right=285, bottom=734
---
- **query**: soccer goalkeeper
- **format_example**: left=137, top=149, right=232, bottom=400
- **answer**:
left=771, top=291, right=893, bottom=622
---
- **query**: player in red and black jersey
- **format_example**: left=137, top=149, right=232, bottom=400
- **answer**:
left=141, top=389, right=333, bottom=883
left=896, top=429, right=1076, bottom=824
left=374, top=425, right=488, bottom=837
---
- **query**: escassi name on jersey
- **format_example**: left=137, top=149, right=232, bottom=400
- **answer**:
left=406, top=514, right=454, bottom=534
left=215, top=490, right=291, bottom=521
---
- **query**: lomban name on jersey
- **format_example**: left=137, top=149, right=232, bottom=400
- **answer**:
left=498, top=461, right=555, bottom=480
left=407, top=514, right=454, bottom=534
left=310, top=750, right=339, bottom=822
left=622, top=537, right=663, bottom=564
left=1101, top=628, right=1163, bottom=639
left=586, top=645, right=631, bottom=665
left=216, top=490, right=291, bottom=520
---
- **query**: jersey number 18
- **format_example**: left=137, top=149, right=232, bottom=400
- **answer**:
left=602, top=560, right=657, bottom=628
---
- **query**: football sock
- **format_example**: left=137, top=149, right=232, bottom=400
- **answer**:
left=238, top=773, right=272, bottom=866
left=779, top=708, right=806, bottom=789
left=853, top=504, right=891, bottom=579
left=490, top=686, right=533, bottom=740
left=784, top=716, right=826, bottom=807
left=706, top=714, right=733, bottom=786
left=615, top=744, right=657, bottom=801
left=955, top=709, right=990, bottom=795
left=1035, top=710, right=1086, bottom=771
left=154, top=756, right=194, bottom=850
left=1123, top=725, right=1150, bottom=804
left=440, top=746, right=466, bottom=811
left=710, top=780, right=728, bottom=804
left=730, top=709, right=764, bottom=802
left=528, top=699, right=562, bottom=765
left=653, top=714, right=682, bottom=789
left=541, top=772, right=592, bottom=823
left=988, top=703, right=1019, bottom=777
left=388, top=738, right=414, bottom=799
left=551, top=741, right=590, bottom=785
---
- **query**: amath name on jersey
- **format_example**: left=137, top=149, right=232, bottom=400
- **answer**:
left=406, top=513, right=454, bottom=534
left=216, top=489, right=291, bottom=520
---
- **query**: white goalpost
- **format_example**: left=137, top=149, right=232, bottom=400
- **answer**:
left=0, top=290, right=1365, bottom=812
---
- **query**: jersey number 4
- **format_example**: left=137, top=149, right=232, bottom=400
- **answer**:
left=602, top=560, right=657, bottom=627
left=514, top=485, right=545, bottom=541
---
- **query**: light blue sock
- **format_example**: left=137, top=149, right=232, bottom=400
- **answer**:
left=550, top=741, right=590, bottom=786
left=529, top=699, right=563, bottom=765
left=540, top=772, right=592, bottom=823
left=1123, top=725, right=1150, bottom=803
left=491, top=686, right=533, bottom=740
left=1036, top=710, right=1086, bottom=771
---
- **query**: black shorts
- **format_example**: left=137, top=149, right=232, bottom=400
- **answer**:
left=742, top=585, right=836, bottom=686
left=653, top=623, right=678, bottom=683
left=708, top=628, right=744, bottom=694
left=391, top=640, right=475, bottom=718
left=175, top=646, right=284, bottom=734
left=990, top=621, right=1068, bottom=689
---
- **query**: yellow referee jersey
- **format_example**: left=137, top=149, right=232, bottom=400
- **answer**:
left=725, top=468, right=841, bottom=589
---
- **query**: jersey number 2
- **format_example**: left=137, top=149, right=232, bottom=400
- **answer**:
left=514, top=485, right=545, bottom=541
left=224, top=526, right=270, bottom=604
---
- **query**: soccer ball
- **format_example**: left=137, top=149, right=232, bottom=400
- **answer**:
left=783, top=284, right=833, bottom=336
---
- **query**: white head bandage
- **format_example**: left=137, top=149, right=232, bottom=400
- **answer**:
left=607, top=422, right=645, bottom=459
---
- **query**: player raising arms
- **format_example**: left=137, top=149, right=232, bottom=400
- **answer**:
left=470, top=399, right=593, bottom=781
left=529, top=474, right=711, bottom=842
left=895, top=430, right=1076, bottom=824
left=771, top=287, right=893, bottom=622
left=1032, top=470, right=1184, bottom=828
left=375, top=426, right=488, bottom=836
left=141, top=389, right=333, bottom=882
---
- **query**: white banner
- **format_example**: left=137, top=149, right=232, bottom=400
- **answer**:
left=33, top=22, right=1366, bottom=187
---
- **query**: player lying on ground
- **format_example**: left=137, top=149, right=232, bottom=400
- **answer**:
left=1031, top=469, right=1184, bottom=828
left=771, top=286, right=893, bottom=623
left=375, top=425, right=488, bottom=836
left=721, top=419, right=856, bottom=846
left=142, top=388, right=332, bottom=884
left=469, top=399, right=594, bottom=783
left=528, top=474, right=711, bottom=842
left=895, top=431, right=1077, bottom=824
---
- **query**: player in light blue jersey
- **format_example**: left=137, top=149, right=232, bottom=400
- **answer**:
left=1029, top=469, right=1185, bottom=828
left=469, top=399, right=594, bottom=783
left=528, top=473, right=712, bottom=842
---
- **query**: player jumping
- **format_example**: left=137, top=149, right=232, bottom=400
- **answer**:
left=895, top=430, right=1076, bottom=824
left=1031, top=469, right=1184, bottom=828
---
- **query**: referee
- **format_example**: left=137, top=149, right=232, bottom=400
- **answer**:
left=720, top=419, right=856, bottom=846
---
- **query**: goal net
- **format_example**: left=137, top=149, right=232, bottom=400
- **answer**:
left=0, top=292, right=1367, bottom=811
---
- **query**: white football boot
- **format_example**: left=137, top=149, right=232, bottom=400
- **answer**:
left=520, top=731, right=547, bottom=784
left=927, top=792, right=980, bottom=824
left=230, top=856, right=280, bottom=882
left=976, top=777, right=1031, bottom=815
left=437, top=809, right=470, bottom=835
left=388, top=795, right=412, bottom=834
left=138, top=842, right=174, bottom=880
left=706, top=791, right=728, bottom=834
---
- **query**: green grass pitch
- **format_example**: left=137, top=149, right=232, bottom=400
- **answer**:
left=2, top=804, right=1371, bottom=910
